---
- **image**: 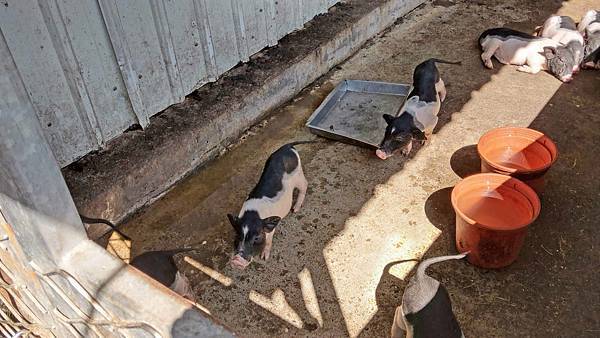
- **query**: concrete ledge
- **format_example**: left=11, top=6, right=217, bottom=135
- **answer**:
left=64, top=0, right=425, bottom=238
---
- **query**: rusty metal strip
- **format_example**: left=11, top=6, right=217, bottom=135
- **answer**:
left=33, top=276, right=103, bottom=337
left=45, top=271, right=112, bottom=321
left=53, top=311, right=162, bottom=338
left=32, top=265, right=162, bottom=337
left=0, top=291, right=25, bottom=324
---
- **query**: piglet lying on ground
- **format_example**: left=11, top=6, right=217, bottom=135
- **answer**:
left=228, top=141, right=311, bottom=269
left=537, top=15, right=584, bottom=73
left=391, top=253, right=467, bottom=338
left=479, top=27, right=575, bottom=82
left=376, top=58, right=460, bottom=160
left=130, top=249, right=194, bottom=300
left=578, top=10, right=600, bottom=69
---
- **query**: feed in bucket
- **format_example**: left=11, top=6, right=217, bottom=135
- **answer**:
left=477, top=127, right=558, bottom=194
left=451, top=173, right=541, bottom=268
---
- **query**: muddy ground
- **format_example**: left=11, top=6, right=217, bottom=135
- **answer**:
left=119, top=0, right=600, bottom=337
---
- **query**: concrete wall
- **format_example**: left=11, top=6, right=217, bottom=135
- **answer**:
left=0, top=0, right=339, bottom=167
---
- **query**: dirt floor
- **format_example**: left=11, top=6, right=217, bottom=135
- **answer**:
left=119, top=0, right=600, bottom=337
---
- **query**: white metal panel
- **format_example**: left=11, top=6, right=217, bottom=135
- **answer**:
left=163, top=0, right=210, bottom=93
left=99, top=0, right=177, bottom=128
left=301, top=0, right=320, bottom=24
left=56, top=0, right=138, bottom=142
left=1, top=0, right=340, bottom=166
left=202, top=0, right=242, bottom=75
left=0, top=0, right=98, bottom=165
left=273, top=0, right=300, bottom=41
left=240, top=0, right=270, bottom=56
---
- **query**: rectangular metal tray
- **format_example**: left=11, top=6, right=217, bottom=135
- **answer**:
left=306, top=80, right=410, bottom=148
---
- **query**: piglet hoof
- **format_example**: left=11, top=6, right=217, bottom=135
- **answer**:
left=261, top=248, right=271, bottom=260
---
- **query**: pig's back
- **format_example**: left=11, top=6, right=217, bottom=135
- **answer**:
left=479, top=27, right=537, bottom=46
left=249, top=144, right=299, bottom=199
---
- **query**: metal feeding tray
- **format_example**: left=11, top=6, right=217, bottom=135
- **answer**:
left=306, top=80, right=410, bottom=148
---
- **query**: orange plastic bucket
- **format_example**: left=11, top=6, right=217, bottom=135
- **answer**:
left=451, top=173, right=541, bottom=268
left=477, top=127, right=558, bottom=194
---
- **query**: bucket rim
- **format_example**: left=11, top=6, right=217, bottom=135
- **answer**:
left=451, top=173, right=541, bottom=231
left=477, top=127, right=558, bottom=174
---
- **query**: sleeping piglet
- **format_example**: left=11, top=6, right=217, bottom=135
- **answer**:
left=391, top=253, right=467, bottom=338
left=228, top=141, right=310, bottom=269
left=537, top=15, right=584, bottom=72
left=479, top=27, right=575, bottom=82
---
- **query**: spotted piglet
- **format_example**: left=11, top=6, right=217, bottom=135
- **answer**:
left=537, top=15, right=585, bottom=73
left=479, top=27, right=575, bottom=82
left=391, top=253, right=467, bottom=338
left=376, top=58, right=460, bottom=160
left=228, top=141, right=310, bottom=269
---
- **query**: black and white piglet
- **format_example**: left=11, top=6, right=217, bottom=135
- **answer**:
left=578, top=10, right=600, bottom=69
left=391, top=253, right=467, bottom=338
left=228, top=141, right=310, bottom=269
left=80, top=216, right=195, bottom=299
left=130, top=249, right=194, bottom=300
left=376, top=58, right=460, bottom=160
left=537, top=15, right=585, bottom=73
left=479, top=28, right=575, bottom=82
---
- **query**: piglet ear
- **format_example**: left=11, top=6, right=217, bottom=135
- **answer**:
left=411, top=128, right=427, bottom=141
left=543, top=46, right=557, bottom=60
left=262, top=216, right=281, bottom=233
left=382, top=114, right=395, bottom=125
left=227, top=214, right=241, bottom=232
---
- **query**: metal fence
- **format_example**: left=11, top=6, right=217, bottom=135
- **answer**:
left=0, top=32, right=234, bottom=337
left=0, top=0, right=338, bottom=167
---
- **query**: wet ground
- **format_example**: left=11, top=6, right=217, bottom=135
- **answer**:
left=120, top=0, right=600, bottom=337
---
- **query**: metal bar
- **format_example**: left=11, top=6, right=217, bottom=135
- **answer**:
left=45, top=271, right=111, bottom=320
left=0, top=27, right=91, bottom=337
left=0, top=319, right=16, bottom=337
left=0, top=286, right=41, bottom=327
left=0, top=291, right=26, bottom=323
left=0, top=323, right=13, bottom=338
left=0, top=28, right=87, bottom=259
left=54, top=313, right=161, bottom=338
left=0, top=327, right=11, bottom=338
left=43, top=270, right=135, bottom=338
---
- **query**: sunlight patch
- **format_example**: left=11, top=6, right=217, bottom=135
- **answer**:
left=298, top=267, right=323, bottom=327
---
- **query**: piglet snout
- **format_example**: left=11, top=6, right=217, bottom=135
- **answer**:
left=375, top=149, right=388, bottom=160
left=561, top=75, right=573, bottom=83
left=230, top=254, right=251, bottom=269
